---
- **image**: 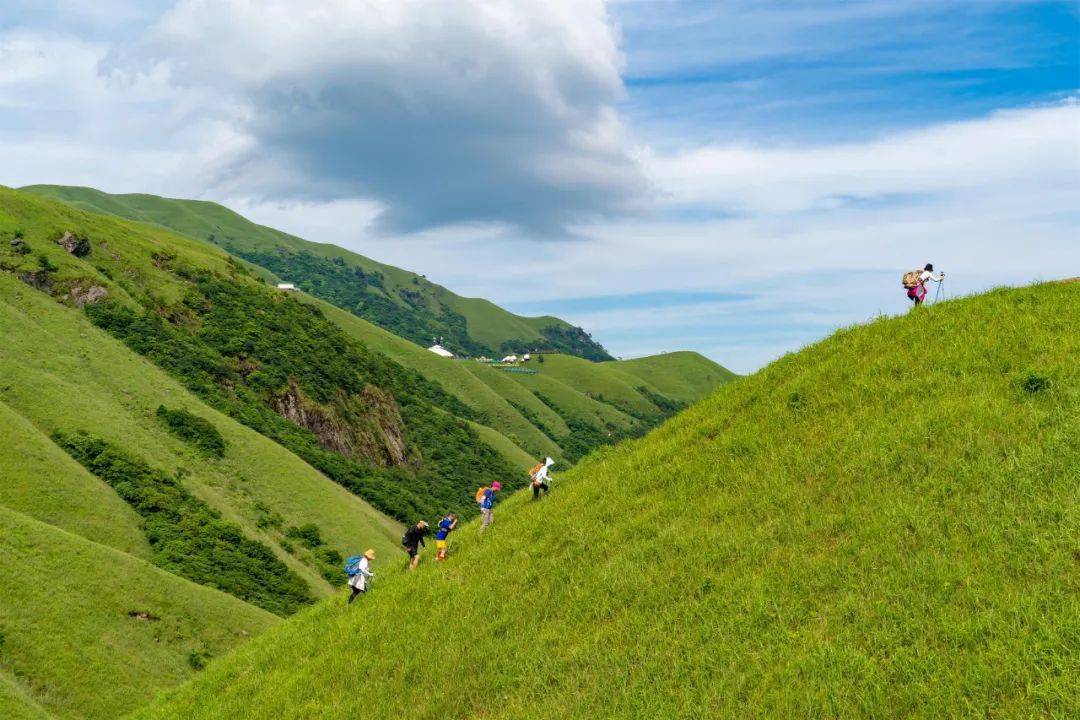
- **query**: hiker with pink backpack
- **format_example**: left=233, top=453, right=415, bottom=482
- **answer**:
left=902, top=263, right=944, bottom=306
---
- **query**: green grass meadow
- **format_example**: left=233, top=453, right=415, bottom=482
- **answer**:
left=0, top=506, right=277, bottom=720
left=134, top=282, right=1079, bottom=719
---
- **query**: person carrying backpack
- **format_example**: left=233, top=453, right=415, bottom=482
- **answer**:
left=435, top=512, right=458, bottom=561
left=902, top=263, right=944, bottom=306
left=530, top=457, right=554, bottom=500
left=402, top=520, right=430, bottom=571
left=477, top=481, right=501, bottom=535
left=344, top=549, right=375, bottom=604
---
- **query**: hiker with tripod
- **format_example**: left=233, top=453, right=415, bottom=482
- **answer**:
left=902, top=263, right=944, bottom=306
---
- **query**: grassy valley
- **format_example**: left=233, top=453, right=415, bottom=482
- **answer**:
left=132, top=282, right=1078, bottom=719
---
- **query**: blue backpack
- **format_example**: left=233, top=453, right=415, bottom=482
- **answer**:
left=344, top=555, right=363, bottom=577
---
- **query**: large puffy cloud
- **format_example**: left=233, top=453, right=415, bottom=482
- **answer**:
left=114, top=0, right=648, bottom=234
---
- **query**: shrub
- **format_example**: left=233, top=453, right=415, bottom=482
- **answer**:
left=1021, top=372, right=1050, bottom=394
left=54, top=431, right=313, bottom=616
left=156, top=405, right=226, bottom=457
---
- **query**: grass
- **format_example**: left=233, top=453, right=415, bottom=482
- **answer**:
left=0, top=398, right=149, bottom=558
left=132, top=282, right=1078, bottom=719
left=0, top=506, right=277, bottom=720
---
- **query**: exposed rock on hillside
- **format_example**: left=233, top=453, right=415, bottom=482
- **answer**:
left=56, top=231, right=91, bottom=257
left=274, top=382, right=410, bottom=467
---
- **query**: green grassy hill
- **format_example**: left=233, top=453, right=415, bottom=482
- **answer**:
left=613, top=350, right=739, bottom=404
left=7, top=186, right=729, bottom=508
left=133, top=282, right=1078, bottom=719
left=20, top=185, right=612, bottom=360
left=0, top=506, right=277, bottom=720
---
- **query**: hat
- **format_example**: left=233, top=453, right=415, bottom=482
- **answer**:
left=363, top=549, right=376, bottom=560
left=491, top=481, right=503, bottom=490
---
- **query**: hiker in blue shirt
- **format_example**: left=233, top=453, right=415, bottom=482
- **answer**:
left=435, top=512, right=458, bottom=561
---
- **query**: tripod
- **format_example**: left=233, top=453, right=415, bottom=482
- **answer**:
left=934, top=279, right=946, bottom=303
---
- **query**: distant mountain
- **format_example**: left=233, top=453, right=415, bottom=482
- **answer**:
left=21, top=185, right=613, bottom=360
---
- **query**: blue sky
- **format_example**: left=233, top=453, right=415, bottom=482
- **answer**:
left=1, top=1, right=1077, bottom=372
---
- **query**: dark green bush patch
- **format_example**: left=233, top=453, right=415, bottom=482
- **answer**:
left=187, top=650, right=212, bottom=671
left=54, top=431, right=313, bottom=616
left=1020, top=372, right=1050, bottom=395
left=156, top=405, right=226, bottom=458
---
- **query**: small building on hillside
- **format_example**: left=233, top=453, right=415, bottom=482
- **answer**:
left=522, top=353, right=531, bottom=362
left=276, top=283, right=297, bottom=291
left=500, top=355, right=518, bottom=363
left=428, top=344, right=455, bottom=358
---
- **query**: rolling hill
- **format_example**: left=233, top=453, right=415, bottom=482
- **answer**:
left=10, top=185, right=732, bottom=470
left=20, top=185, right=612, bottom=360
left=0, top=184, right=732, bottom=718
left=132, top=282, right=1078, bottom=719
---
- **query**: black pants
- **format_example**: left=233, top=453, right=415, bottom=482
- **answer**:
left=532, top=482, right=549, bottom=499
left=348, top=586, right=365, bottom=604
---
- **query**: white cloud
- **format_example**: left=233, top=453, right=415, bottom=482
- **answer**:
left=109, top=0, right=648, bottom=234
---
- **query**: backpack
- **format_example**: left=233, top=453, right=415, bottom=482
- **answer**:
left=344, top=555, right=362, bottom=577
left=475, top=486, right=489, bottom=504
left=529, top=463, right=544, bottom=480
left=902, top=270, right=921, bottom=288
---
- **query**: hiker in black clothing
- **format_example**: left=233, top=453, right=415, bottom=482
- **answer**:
left=402, top=520, right=430, bottom=571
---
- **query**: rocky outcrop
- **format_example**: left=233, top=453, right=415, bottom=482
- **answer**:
left=18, top=270, right=51, bottom=292
left=56, top=231, right=91, bottom=257
left=273, top=381, right=410, bottom=467
left=70, top=284, right=109, bottom=307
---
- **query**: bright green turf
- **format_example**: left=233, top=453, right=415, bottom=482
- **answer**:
left=506, top=370, right=638, bottom=430
left=533, top=353, right=673, bottom=418
left=0, top=672, right=56, bottom=720
left=19, top=185, right=587, bottom=351
left=0, top=506, right=278, bottom=720
left=613, top=350, right=739, bottom=404
left=131, top=283, right=1078, bottom=719
left=0, top=399, right=149, bottom=558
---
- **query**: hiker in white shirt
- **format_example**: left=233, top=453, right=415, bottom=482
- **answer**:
left=531, top=457, right=554, bottom=500
left=347, top=549, right=375, bottom=604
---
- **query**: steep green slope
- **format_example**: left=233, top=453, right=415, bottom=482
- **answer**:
left=0, top=271, right=401, bottom=595
left=20, top=185, right=611, bottom=360
left=134, top=283, right=1078, bottom=719
left=0, top=399, right=149, bottom=558
left=0, top=186, right=518, bottom=525
left=0, top=506, right=277, bottom=720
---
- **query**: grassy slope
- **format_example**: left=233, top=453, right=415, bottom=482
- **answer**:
left=0, top=273, right=402, bottom=588
left=133, top=283, right=1078, bottom=719
left=0, top=506, right=278, bottom=720
left=613, top=350, right=739, bottom=404
left=20, top=185, right=588, bottom=351
left=0, top=399, right=149, bottom=558
left=535, top=354, right=673, bottom=418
